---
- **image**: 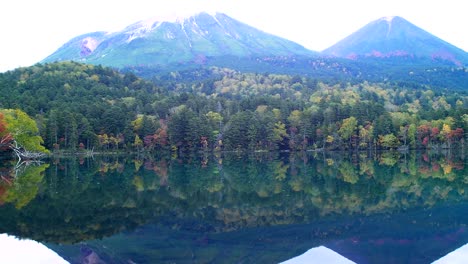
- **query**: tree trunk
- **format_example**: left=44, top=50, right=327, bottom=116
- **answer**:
left=9, top=141, right=45, bottom=162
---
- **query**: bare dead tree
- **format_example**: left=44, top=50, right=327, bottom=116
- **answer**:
left=8, top=140, right=46, bottom=164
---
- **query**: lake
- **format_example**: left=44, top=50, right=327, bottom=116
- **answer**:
left=0, top=151, right=466, bottom=263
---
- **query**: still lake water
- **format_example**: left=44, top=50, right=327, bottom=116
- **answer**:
left=0, top=151, right=466, bottom=263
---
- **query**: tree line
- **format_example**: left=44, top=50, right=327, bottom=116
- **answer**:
left=0, top=61, right=466, bottom=154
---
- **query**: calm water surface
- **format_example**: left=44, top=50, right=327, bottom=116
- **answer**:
left=0, top=151, right=466, bottom=263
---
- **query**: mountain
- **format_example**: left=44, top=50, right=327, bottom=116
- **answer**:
left=322, top=16, right=468, bottom=66
left=40, top=14, right=468, bottom=89
left=42, top=12, right=316, bottom=68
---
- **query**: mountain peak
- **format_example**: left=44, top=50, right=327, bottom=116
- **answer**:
left=381, top=16, right=396, bottom=22
left=323, top=16, right=468, bottom=65
left=122, top=11, right=219, bottom=36
left=42, top=12, right=316, bottom=68
left=131, top=11, right=219, bottom=29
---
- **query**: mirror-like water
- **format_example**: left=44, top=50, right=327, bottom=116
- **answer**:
left=0, top=151, right=466, bottom=263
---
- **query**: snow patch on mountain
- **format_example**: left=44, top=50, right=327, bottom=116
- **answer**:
left=123, top=11, right=222, bottom=43
left=180, top=20, right=192, bottom=48
left=165, top=31, right=175, bottom=40
left=190, top=19, right=206, bottom=36
left=212, top=14, right=233, bottom=38
left=137, top=11, right=218, bottom=28
left=385, top=17, right=394, bottom=38
left=382, top=16, right=395, bottom=23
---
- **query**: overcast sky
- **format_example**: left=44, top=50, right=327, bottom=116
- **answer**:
left=1, top=0, right=466, bottom=72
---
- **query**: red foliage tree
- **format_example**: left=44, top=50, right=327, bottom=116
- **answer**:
left=0, top=113, right=13, bottom=151
left=448, top=128, right=464, bottom=142
left=417, top=124, right=431, bottom=147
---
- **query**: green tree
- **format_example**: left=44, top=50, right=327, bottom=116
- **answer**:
left=1, top=109, right=48, bottom=153
left=379, top=134, right=400, bottom=149
left=140, top=115, right=159, bottom=138
left=2, top=163, right=49, bottom=209
left=374, top=113, right=394, bottom=138
left=224, top=111, right=252, bottom=150
left=408, top=124, right=417, bottom=149
left=205, top=111, right=224, bottom=145
left=338, top=116, right=357, bottom=148
left=168, top=106, right=209, bottom=151
left=287, top=110, right=302, bottom=150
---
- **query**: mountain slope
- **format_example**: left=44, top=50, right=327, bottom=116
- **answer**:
left=42, top=12, right=316, bottom=68
left=323, top=16, right=468, bottom=66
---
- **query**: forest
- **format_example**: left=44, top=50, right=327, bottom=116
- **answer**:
left=0, top=61, right=466, bottom=154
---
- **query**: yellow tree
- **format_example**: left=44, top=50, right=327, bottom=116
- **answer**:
left=358, top=124, right=373, bottom=149
left=205, top=111, right=223, bottom=135
left=338, top=116, right=357, bottom=148
left=133, top=135, right=143, bottom=151
left=379, top=134, right=400, bottom=149
left=272, top=121, right=288, bottom=143
left=440, top=123, right=452, bottom=148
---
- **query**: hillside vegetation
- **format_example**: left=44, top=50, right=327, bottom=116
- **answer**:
left=0, top=62, right=466, bottom=153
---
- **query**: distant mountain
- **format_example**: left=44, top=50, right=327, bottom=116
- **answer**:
left=323, top=16, right=468, bottom=66
left=42, top=12, right=316, bottom=68
left=40, top=14, right=468, bottom=90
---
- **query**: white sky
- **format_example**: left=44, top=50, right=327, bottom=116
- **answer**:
left=1, top=0, right=466, bottom=72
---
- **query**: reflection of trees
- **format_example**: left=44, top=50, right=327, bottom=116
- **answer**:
left=163, top=151, right=467, bottom=230
left=0, top=160, right=48, bottom=209
left=306, top=151, right=467, bottom=215
left=156, top=151, right=467, bottom=233
left=0, top=151, right=465, bottom=244
left=0, top=157, right=169, bottom=244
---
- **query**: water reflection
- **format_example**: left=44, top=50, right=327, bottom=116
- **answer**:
left=0, top=233, right=67, bottom=263
left=282, top=246, right=355, bottom=264
left=0, top=151, right=465, bottom=263
left=433, top=243, right=468, bottom=263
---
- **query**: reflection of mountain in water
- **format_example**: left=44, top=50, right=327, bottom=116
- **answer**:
left=324, top=202, right=468, bottom=264
left=49, top=201, right=468, bottom=263
left=0, top=151, right=465, bottom=263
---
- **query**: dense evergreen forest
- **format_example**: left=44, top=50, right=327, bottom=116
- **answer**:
left=0, top=61, right=466, bottom=154
left=123, top=56, right=468, bottom=91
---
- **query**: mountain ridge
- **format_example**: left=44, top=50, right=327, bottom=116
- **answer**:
left=40, top=13, right=468, bottom=89
left=42, top=13, right=468, bottom=68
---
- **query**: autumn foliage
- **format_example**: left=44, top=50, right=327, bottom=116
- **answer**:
left=0, top=62, right=466, bottom=152
left=0, top=113, right=13, bottom=151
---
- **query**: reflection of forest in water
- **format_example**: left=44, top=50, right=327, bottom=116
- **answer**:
left=0, top=150, right=466, bottom=245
